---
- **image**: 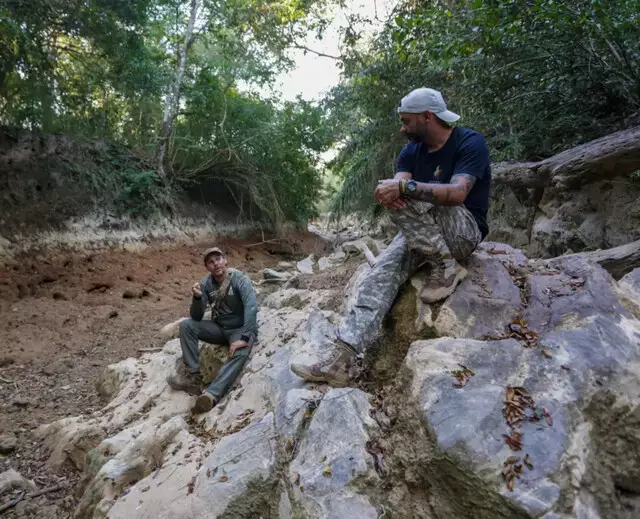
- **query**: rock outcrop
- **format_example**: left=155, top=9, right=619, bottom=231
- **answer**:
left=35, top=240, right=640, bottom=518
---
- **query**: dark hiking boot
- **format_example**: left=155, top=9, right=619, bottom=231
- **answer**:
left=420, top=261, right=467, bottom=304
left=290, top=342, right=355, bottom=387
left=167, top=363, right=202, bottom=396
left=193, top=391, right=217, bottom=413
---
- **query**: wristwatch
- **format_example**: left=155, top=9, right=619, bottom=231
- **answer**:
left=401, top=179, right=417, bottom=196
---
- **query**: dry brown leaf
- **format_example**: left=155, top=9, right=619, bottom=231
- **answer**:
left=542, top=348, right=553, bottom=358
left=218, top=475, right=229, bottom=482
left=293, top=472, right=300, bottom=485
left=506, top=476, right=515, bottom=491
left=561, top=365, right=570, bottom=371
left=504, top=456, right=520, bottom=466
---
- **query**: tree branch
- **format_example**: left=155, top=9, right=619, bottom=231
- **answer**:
left=291, top=43, right=341, bottom=60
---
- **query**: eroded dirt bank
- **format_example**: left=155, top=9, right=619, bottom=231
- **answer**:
left=0, top=231, right=328, bottom=515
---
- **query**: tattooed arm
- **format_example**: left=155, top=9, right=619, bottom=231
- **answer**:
left=404, top=174, right=477, bottom=205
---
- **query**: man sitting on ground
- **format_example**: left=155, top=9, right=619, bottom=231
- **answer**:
left=167, top=247, right=258, bottom=413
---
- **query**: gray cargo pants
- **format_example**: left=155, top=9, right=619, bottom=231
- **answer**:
left=336, top=200, right=482, bottom=353
left=179, top=319, right=253, bottom=400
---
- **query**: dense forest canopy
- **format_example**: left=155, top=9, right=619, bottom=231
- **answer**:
left=1, top=0, right=639, bottom=223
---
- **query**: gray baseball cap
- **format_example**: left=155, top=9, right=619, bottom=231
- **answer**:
left=397, top=87, right=460, bottom=123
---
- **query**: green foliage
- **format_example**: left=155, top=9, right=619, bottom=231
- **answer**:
left=327, top=0, right=640, bottom=218
left=0, top=0, right=335, bottom=224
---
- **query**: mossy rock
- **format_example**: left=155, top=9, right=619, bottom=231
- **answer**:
left=199, top=342, right=229, bottom=384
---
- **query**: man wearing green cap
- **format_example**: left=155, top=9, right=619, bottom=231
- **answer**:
left=167, top=247, right=258, bottom=413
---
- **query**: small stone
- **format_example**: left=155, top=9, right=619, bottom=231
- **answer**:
left=42, top=359, right=73, bottom=376
left=10, top=396, right=30, bottom=408
left=0, top=468, right=36, bottom=495
left=0, top=434, right=18, bottom=454
left=263, top=268, right=291, bottom=281
left=52, top=292, right=68, bottom=301
left=296, top=255, right=315, bottom=275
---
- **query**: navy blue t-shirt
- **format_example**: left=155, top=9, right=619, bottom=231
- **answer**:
left=396, top=127, right=491, bottom=238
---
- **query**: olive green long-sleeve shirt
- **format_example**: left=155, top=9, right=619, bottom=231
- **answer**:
left=190, top=269, right=258, bottom=338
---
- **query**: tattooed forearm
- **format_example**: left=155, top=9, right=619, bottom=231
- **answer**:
left=404, top=173, right=476, bottom=205
left=409, top=185, right=437, bottom=203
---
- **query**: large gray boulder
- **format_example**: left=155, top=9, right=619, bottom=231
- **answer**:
left=392, top=250, right=640, bottom=519
left=289, top=388, right=380, bottom=518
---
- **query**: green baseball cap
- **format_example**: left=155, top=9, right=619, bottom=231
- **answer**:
left=203, top=247, right=224, bottom=263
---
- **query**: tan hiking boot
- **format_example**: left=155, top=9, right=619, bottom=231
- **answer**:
left=167, top=362, right=202, bottom=396
left=290, top=344, right=355, bottom=387
left=193, top=391, right=217, bottom=413
left=420, top=261, right=467, bottom=304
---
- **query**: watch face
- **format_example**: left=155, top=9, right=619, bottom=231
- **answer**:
left=407, top=180, right=417, bottom=192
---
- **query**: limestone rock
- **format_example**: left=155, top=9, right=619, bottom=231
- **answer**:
left=36, top=241, right=640, bottom=519
left=0, top=433, right=18, bottom=454
left=74, top=416, right=186, bottom=518
left=263, top=288, right=314, bottom=310
left=432, top=243, right=525, bottom=338
left=297, top=254, right=316, bottom=274
left=0, top=469, right=35, bottom=496
left=341, top=237, right=379, bottom=256
left=617, top=267, right=640, bottom=317
left=263, top=268, right=292, bottom=281
left=399, top=256, right=640, bottom=518
left=289, top=388, right=380, bottom=518
left=318, top=249, right=347, bottom=271
left=108, top=413, right=278, bottom=519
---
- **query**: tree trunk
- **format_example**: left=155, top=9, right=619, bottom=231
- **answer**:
left=156, top=0, right=199, bottom=180
left=493, top=126, right=640, bottom=190
left=547, top=239, right=640, bottom=279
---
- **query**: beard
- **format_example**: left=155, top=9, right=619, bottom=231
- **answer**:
left=404, top=132, right=425, bottom=143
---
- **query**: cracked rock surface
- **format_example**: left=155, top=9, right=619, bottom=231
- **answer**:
left=36, top=242, right=640, bottom=518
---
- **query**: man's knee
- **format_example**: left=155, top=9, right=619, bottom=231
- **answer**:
left=234, top=346, right=251, bottom=359
left=179, top=318, right=199, bottom=337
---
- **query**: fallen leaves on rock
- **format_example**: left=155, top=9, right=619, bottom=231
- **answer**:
left=503, top=431, right=522, bottom=451
left=187, top=475, right=197, bottom=494
left=503, top=386, right=536, bottom=428
left=501, top=385, right=551, bottom=490
left=502, top=453, right=536, bottom=491
left=451, top=364, right=475, bottom=388
left=483, top=318, right=540, bottom=348
left=502, top=457, right=522, bottom=491
left=366, top=440, right=389, bottom=476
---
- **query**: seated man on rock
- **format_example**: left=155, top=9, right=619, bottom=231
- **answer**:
left=291, top=87, right=491, bottom=386
left=167, top=247, right=258, bottom=413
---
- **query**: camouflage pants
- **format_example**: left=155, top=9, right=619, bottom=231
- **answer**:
left=336, top=200, right=482, bottom=353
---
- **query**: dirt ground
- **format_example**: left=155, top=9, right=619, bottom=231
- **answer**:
left=0, top=231, right=329, bottom=516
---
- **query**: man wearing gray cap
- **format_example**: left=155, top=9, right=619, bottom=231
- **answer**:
left=291, top=87, right=491, bottom=387
left=167, top=247, right=258, bottom=412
